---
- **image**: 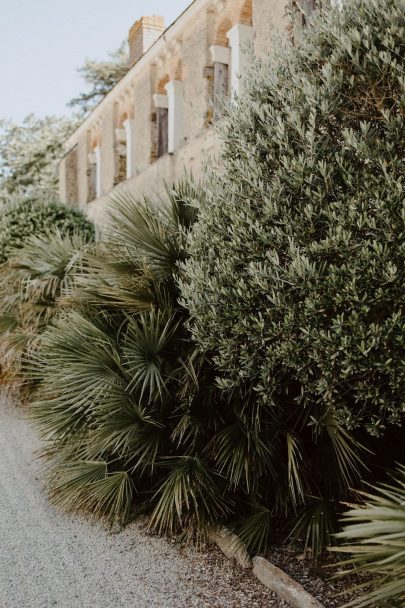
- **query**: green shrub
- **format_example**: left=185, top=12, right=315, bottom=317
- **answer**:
left=0, top=194, right=95, bottom=263
left=181, top=0, right=405, bottom=550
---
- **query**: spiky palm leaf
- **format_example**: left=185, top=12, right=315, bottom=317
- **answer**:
left=213, top=421, right=274, bottom=493
left=289, top=498, right=340, bottom=557
left=105, top=193, right=182, bottom=283
left=332, top=466, right=405, bottom=607
left=49, top=460, right=134, bottom=525
left=233, top=505, right=273, bottom=556
left=150, top=456, right=230, bottom=535
left=123, top=310, right=179, bottom=400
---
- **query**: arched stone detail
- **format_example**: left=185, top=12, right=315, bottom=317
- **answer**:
left=157, top=75, right=170, bottom=94
left=239, top=0, right=253, bottom=25
left=214, top=18, right=232, bottom=47
left=90, top=136, right=101, bottom=150
left=171, top=60, right=183, bottom=81
left=118, top=112, right=129, bottom=128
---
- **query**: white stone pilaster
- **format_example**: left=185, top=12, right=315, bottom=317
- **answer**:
left=165, top=80, right=184, bottom=153
left=94, top=145, right=102, bottom=198
left=226, top=24, right=254, bottom=97
left=123, top=119, right=135, bottom=179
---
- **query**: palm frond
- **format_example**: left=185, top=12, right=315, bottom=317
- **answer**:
left=123, top=310, right=179, bottom=401
left=234, top=505, right=273, bottom=556
left=104, top=192, right=181, bottom=282
left=128, top=424, right=166, bottom=475
left=30, top=312, right=126, bottom=440
left=213, top=421, right=273, bottom=492
left=164, top=178, right=200, bottom=231
left=332, top=465, right=405, bottom=607
left=71, top=244, right=158, bottom=312
left=287, top=432, right=305, bottom=506
left=323, top=411, right=366, bottom=487
left=289, top=498, right=340, bottom=557
left=49, top=460, right=134, bottom=525
left=150, top=456, right=229, bottom=534
left=48, top=460, right=107, bottom=510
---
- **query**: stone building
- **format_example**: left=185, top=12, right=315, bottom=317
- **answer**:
left=59, top=0, right=306, bottom=223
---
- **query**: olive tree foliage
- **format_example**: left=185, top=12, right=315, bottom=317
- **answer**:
left=0, top=46, right=128, bottom=200
left=181, top=0, right=405, bottom=547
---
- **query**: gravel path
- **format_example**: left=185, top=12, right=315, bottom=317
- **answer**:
left=0, top=397, right=284, bottom=608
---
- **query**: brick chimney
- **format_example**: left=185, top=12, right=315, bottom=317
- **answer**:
left=128, top=16, right=165, bottom=66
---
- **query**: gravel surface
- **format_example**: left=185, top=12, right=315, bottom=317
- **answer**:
left=0, top=397, right=285, bottom=608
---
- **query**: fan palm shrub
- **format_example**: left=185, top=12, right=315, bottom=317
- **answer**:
left=30, top=184, right=231, bottom=532
left=0, top=230, right=92, bottom=388
left=180, top=0, right=405, bottom=552
left=332, top=466, right=405, bottom=607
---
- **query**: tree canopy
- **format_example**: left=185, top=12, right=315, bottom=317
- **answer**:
left=0, top=46, right=128, bottom=200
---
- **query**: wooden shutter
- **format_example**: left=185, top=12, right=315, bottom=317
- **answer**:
left=301, top=0, right=316, bottom=25
left=213, top=62, right=229, bottom=123
left=157, top=107, right=168, bottom=158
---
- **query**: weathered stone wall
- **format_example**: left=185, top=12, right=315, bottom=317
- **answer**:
left=253, top=0, right=289, bottom=60
left=86, top=128, right=221, bottom=224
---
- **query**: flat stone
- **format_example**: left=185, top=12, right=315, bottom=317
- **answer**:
left=211, top=527, right=252, bottom=569
left=253, top=556, right=325, bottom=608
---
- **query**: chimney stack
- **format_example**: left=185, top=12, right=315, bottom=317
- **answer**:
left=128, top=16, right=165, bottom=66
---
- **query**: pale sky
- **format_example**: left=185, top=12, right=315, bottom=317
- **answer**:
left=0, top=0, right=191, bottom=123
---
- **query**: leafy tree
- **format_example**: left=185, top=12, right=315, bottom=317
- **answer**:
left=68, top=44, right=128, bottom=116
left=0, top=46, right=128, bottom=199
left=181, top=0, right=405, bottom=552
left=0, top=115, right=76, bottom=199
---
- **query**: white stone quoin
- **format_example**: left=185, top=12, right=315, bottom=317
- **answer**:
left=123, top=119, right=135, bottom=179
left=165, top=80, right=184, bottom=153
left=226, top=23, right=254, bottom=97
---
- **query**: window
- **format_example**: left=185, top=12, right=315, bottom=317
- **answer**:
left=209, top=45, right=230, bottom=122
left=153, top=93, right=169, bottom=158
left=114, top=128, right=127, bottom=185
left=153, top=81, right=184, bottom=157
left=165, top=81, right=184, bottom=153
left=87, top=146, right=101, bottom=201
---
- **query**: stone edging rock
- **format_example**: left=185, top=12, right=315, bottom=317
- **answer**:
left=211, top=527, right=325, bottom=608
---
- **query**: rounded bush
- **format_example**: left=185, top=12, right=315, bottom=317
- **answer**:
left=181, top=0, right=405, bottom=532
left=0, top=195, right=95, bottom=263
